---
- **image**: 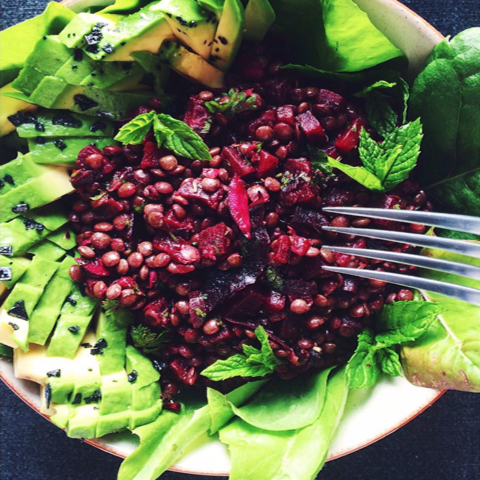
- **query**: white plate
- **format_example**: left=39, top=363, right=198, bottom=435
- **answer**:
left=1, top=0, right=445, bottom=476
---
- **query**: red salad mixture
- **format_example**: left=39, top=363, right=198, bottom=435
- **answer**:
left=68, top=44, right=429, bottom=406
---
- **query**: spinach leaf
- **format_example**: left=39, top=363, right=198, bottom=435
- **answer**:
left=0, top=2, right=75, bottom=86
left=347, top=301, right=442, bottom=390
left=401, top=247, right=480, bottom=392
left=114, top=111, right=155, bottom=145
left=327, top=120, right=423, bottom=192
left=219, top=368, right=348, bottom=480
left=231, top=367, right=334, bottom=431
left=201, top=326, right=281, bottom=381
left=118, top=382, right=264, bottom=480
left=409, top=28, right=480, bottom=217
left=268, top=0, right=402, bottom=72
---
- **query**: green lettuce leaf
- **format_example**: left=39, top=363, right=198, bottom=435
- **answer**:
left=0, top=2, right=75, bottom=86
left=409, top=28, right=480, bottom=217
left=219, top=368, right=348, bottom=480
left=269, top=0, right=403, bottom=72
left=231, top=366, right=334, bottom=431
left=401, top=247, right=480, bottom=392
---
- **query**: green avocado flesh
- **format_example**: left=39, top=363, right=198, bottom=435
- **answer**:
left=46, top=226, right=76, bottom=251
left=244, top=0, right=276, bottom=42
left=0, top=154, right=50, bottom=195
left=0, top=256, right=30, bottom=290
left=27, top=137, right=115, bottom=166
left=28, top=240, right=66, bottom=261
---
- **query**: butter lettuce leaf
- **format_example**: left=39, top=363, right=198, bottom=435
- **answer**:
left=0, top=2, right=75, bottom=86
left=401, top=247, right=480, bottom=392
left=269, top=0, right=403, bottom=72
left=219, top=368, right=348, bottom=480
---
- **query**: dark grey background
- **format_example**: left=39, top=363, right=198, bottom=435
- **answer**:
left=1, top=1, right=479, bottom=479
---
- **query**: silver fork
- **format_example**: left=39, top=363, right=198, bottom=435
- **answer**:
left=321, top=207, right=480, bottom=306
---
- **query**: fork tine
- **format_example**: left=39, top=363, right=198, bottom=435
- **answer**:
left=322, top=226, right=480, bottom=258
left=322, top=266, right=480, bottom=306
left=322, top=246, right=480, bottom=280
left=322, top=207, right=480, bottom=235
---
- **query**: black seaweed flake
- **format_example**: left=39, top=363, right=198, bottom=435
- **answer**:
left=0, top=245, right=13, bottom=256
left=8, top=300, right=28, bottom=320
left=95, top=338, right=108, bottom=349
left=84, top=390, right=102, bottom=404
left=52, top=112, right=83, bottom=128
left=23, top=219, right=45, bottom=231
left=4, top=174, right=14, bottom=185
left=80, top=342, right=92, bottom=348
left=74, top=95, right=99, bottom=111
left=74, top=49, right=83, bottom=62
left=152, top=360, right=167, bottom=373
left=90, top=347, right=104, bottom=355
left=45, top=383, right=52, bottom=409
left=218, top=36, right=228, bottom=45
left=66, top=296, right=77, bottom=306
left=7, top=112, right=37, bottom=127
left=89, top=121, right=107, bottom=133
left=0, top=267, right=12, bottom=281
left=47, top=369, right=61, bottom=378
left=68, top=325, right=81, bottom=333
left=0, top=179, right=3, bottom=188
left=72, top=393, right=82, bottom=405
left=12, top=201, right=30, bottom=214
left=102, top=43, right=114, bottom=54
left=35, top=122, right=45, bottom=132
left=127, top=370, right=138, bottom=383
left=72, top=64, right=78, bottom=70
left=86, top=45, right=100, bottom=54
left=8, top=322, right=19, bottom=331
left=35, top=136, right=46, bottom=144
left=54, top=139, right=67, bottom=151
left=90, top=337, right=107, bottom=355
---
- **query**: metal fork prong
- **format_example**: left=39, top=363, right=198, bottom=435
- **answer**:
left=322, top=207, right=480, bottom=235
left=322, top=226, right=480, bottom=258
left=323, top=246, right=480, bottom=280
left=322, top=266, right=480, bottom=306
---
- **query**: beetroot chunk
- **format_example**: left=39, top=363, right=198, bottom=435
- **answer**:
left=222, top=146, right=255, bottom=178
left=228, top=176, right=251, bottom=239
left=198, top=223, right=230, bottom=260
left=297, top=111, right=326, bottom=146
left=334, top=118, right=364, bottom=154
left=254, top=150, right=279, bottom=179
left=183, top=95, right=213, bottom=137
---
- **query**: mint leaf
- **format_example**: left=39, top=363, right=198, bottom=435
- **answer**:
left=355, top=80, right=397, bottom=96
left=205, top=89, right=258, bottom=118
left=378, top=347, right=402, bottom=377
left=155, top=114, right=212, bottom=161
left=130, top=325, right=170, bottom=356
left=329, top=119, right=423, bottom=193
left=114, top=111, right=155, bottom=145
left=201, top=326, right=280, bottom=381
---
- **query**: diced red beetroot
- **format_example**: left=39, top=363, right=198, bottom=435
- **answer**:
left=334, top=118, right=364, bottom=154
left=77, top=145, right=103, bottom=168
left=183, top=95, right=213, bottom=137
left=290, top=236, right=311, bottom=256
left=263, top=79, right=291, bottom=106
left=271, top=235, right=291, bottom=264
left=291, top=207, right=329, bottom=235
left=276, top=106, right=296, bottom=126
left=164, top=209, right=195, bottom=232
left=247, top=109, right=276, bottom=137
left=70, top=169, right=96, bottom=187
left=302, top=255, right=334, bottom=280
left=297, top=111, right=326, bottom=146
left=317, top=89, right=346, bottom=113
left=170, top=359, right=198, bottom=386
left=115, top=277, right=136, bottom=289
left=143, top=297, right=169, bottom=327
left=334, top=252, right=355, bottom=267
left=323, top=146, right=341, bottom=159
left=284, top=158, right=312, bottom=176
left=283, top=279, right=317, bottom=301
left=228, top=176, right=251, bottom=239
left=222, top=146, right=255, bottom=178
left=254, top=150, right=279, bottom=179
left=227, top=287, right=266, bottom=315
left=177, top=178, right=224, bottom=210
left=323, top=187, right=355, bottom=207
left=202, top=168, right=220, bottom=179
left=266, top=291, right=286, bottom=312
left=82, top=258, right=110, bottom=277
left=189, top=292, right=207, bottom=328
left=280, top=178, right=319, bottom=207
left=198, top=223, right=229, bottom=260
left=153, top=234, right=200, bottom=264
left=140, top=141, right=161, bottom=169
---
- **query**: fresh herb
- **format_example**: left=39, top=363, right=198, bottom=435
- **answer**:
left=201, top=326, right=281, bottom=381
left=265, top=267, right=283, bottom=291
left=346, top=301, right=443, bottom=389
left=130, top=325, right=170, bottom=356
left=115, top=111, right=212, bottom=161
left=90, top=190, right=107, bottom=201
left=194, top=308, right=206, bottom=319
left=102, top=298, right=121, bottom=316
left=328, top=119, right=423, bottom=192
left=205, top=89, right=258, bottom=117
left=308, top=147, right=335, bottom=176
left=409, top=28, right=480, bottom=219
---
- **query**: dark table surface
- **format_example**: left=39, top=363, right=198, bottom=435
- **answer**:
left=1, top=1, right=479, bottom=479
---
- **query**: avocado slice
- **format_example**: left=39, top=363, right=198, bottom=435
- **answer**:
left=0, top=167, right=73, bottom=223
left=16, top=111, right=114, bottom=138
left=159, top=41, right=224, bottom=88
left=0, top=154, right=51, bottom=195
left=27, top=137, right=115, bottom=167
left=130, top=51, right=171, bottom=101
left=59, top=13, right=117, bottom=49
left=28, top=240, right=66, bottom=262
left=67, top=404, right=101, bottom=439
left=0, top=256, right=30, bottom=290
left=28, top=256, right=76, bottom=345
left=28, top=77, right=83, bottom=109
left=11, top=68, right=48, bottom=96
left=155, top=0, right=218, bottom=60
left=0, top=256, right=59, bottom=350
left=78, top=4, right=174, bottom=62
left=126, top=345, right=160, bottom=389
left=209, top=0, right=245, bottom=71
left=47, top=226, right=76, bottom=251
left=99, top=370, right=133, bottom=415
left=0, top=84, right=37, bottom=137
left=244, top=0, right=275, bottom=42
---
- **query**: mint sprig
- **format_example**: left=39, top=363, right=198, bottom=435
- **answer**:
left=346, top=300, right=443, bottom=389
left=205, top=89, right=258, bottom=118
left=114, top=111, right=212, bottom=161
left=201, top=326, right=281, bottom=381
left=328, top=118, right=423, bottom=192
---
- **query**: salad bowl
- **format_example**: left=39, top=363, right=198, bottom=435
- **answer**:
left=0, top=0, right=447, bottom=476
